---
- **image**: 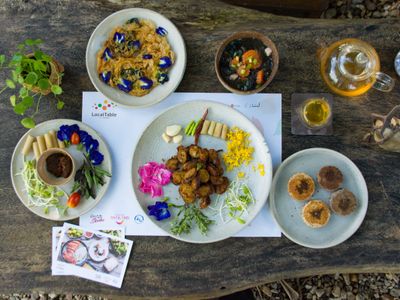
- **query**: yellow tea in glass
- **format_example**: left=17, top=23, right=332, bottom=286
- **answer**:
left=300, top=98, right=331, bottom=128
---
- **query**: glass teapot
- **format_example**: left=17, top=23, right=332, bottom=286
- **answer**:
left=319, top=38, right=395, bottom=97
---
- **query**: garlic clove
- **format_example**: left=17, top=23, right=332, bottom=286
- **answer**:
left=162, top=132, right=171, bottom=143
left=173, top=134, right=183, bottom=144
left=265, top=47, right=272, bottom=57
left=166, top=125, right=182, bottom=137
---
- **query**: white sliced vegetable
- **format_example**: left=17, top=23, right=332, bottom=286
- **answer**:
left=201, top=120, right=210, bottom=135
left=213, top=123, right=223, bottom=138
left=49, top=130, right=58, bottom=148
left=36, top=135, right=46, bottom=154
left=265, top=47, right=272, bottom=57
left=208, top=121, right=216, bottom=135
left=166, top=125, right=181, bottom=137
left=44, top=133, right=54, bottom=149
left=32, top=142, right=40, bottom=160
left=22, top=135, right=35, bottom=156
left=173, top=134, right=183, bottom=144
left=221, top=124, right=228, bottom=140
left=162, top=132, right=171, bottom=143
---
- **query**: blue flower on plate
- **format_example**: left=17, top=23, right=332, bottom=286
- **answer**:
left=102, top=48, right=113, bottom=62
left=128, top=40, right=141, bottom=50
left=142, top=54, right=152, bottom=59
left=57, top=124, right=80, bottom=141
left=147, top=201, right=170, bottom=221
left=85, top=139, right=99, bottom=153
left=113, top=32, right=125, bottom=44
left=159, top=56, right=172, bottom=69
left=157, top=73, right=169, bottom=84
left=100, top=71, right=111, bottom=84
left=78, top=130, right=89, bottom=142
left=126, top=18, right=140, bottom=24
left=156, top=26, right=168, bottom=36
left=139, top=77, right=153, bottom=90
left=117, top=78, right=133, bottom=93
left=89, top=150, right=104, bottom=165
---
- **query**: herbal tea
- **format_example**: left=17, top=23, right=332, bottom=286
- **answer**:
left=301, top=98, right=331, bottom=128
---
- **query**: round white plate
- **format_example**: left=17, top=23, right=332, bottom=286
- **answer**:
left=131, top=101, right=273, bottom=243
left=86, top=8, right=187, bottom=108
left=11, top=119, right=112, bottom=221
left=270, top=148, right=368, bottom=249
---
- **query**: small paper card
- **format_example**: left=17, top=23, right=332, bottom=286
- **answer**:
left=53, top=223, right=132, bottom=288
left=51, top=226, right=125, bottom=276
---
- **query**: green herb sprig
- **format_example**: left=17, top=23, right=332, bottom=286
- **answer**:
left=0, top=39, right=64, bottom=128
left=170, top=204, right=213, bottom=236
left=72, top=154, right=111, bottom=200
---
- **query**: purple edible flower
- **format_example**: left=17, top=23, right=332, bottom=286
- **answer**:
left=139, top=77, right=153, bottom=90
left=142, top=54, right=152, bottom=59
left=157, top=73, right=169, bottom=84
left=147, top=201, right=170, bottom=221
left=113, top=32, right=125, bottom=44
left=57, top=124, right=80, bottom=141
left=117, top=78, right=133, bottom=93
left=100, top=71, right=111, bottom=84
left=128, top=40, right=141, bottom=50
left=155, top=26, right=167, bottom=36
left=102, top=48, right=113, bottom=62
left=89, top=150, right=104, bottom=165
left=159, top=56, right=172, bottom=69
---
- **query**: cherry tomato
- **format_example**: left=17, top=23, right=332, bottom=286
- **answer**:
left=71, top=132, right=80, bottom=145
left=67, top=192, right=81, bottom=208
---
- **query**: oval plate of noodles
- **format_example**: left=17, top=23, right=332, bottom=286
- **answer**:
left=86, top=8, right=186, bottom=108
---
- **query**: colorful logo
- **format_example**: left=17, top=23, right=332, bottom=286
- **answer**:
left=134, top=214, right=144, bottom=224
left=93, top=99, right=117, bottom=111
left=111, top=214, right=130, bottom=225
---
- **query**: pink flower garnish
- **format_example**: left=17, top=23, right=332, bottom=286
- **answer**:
left=138, top=162, right=171, bottom=198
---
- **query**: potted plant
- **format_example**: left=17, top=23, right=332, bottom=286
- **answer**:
left=0, top=39, right=64, bottom=128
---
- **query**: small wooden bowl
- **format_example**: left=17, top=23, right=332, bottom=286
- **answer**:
left=215, top=31, right=279, bottom=95
left=37, top=148, right=75, bottom=186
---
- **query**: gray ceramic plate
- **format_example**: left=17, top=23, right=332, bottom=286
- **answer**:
left=131, top=101, right=273, bottom=243
left=86, top=8, right=186, bottom=108
left=269, top=148, right=368, bottom=248
left=10, top=119, right=112, bottom=221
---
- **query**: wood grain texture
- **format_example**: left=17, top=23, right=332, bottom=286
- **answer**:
left=0, top=0, right=399, bottom=298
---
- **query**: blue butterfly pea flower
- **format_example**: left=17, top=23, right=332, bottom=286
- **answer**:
left=57, top=124, right=80, bottom=141
left=157, top=73, right=169, bottom=84
left=102, top=48, right=113, bottom=62
left=128, top=40, right=140, bottom=50
left=142, top=54, right=152, bottom=59
left=100, top=71, right=111, bottom=84
left=159, top=56, right=172, bottom=69
left=89, top=150, right=104, bottom=165
left=85, top=139, right=99, bottom=153
left=156, top=26, right=168, bottom=36
left=113, top=32, right=125, bottom=44
left=147, top=201, right=170, bottom=221
left=117, top=78, right=133, bottom=93
left=139, top=77, right=153, bottom=90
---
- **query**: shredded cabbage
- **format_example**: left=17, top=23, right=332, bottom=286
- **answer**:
left=18, top=160, right=68, bottom=215
left=213, top=177, right=255, bottom=224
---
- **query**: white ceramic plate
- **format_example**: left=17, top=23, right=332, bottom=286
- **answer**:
left=270, top=148, right=368, bottom=248
left=86, top=8, right=187, bottom=108
left=131, top=101, right=273, bottom=243
left=10, top=119, right=112, bottom=221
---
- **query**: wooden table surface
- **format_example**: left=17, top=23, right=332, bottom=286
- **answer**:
left=0, top=0, right=399, bottom=298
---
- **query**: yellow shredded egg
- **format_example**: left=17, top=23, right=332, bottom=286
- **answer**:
left=223, top=127, right=254, bottom=171
left=237, top=171, right=245, bottom=178
left=257, top=163, right=265, bottom=176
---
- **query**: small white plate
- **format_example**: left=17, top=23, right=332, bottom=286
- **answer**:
left=86, top=8, right=187, bottom=108
left=131, top=101, right=273, bottom=243
left=10, top=119, right=112, bottom=221
left=270, top=148, right=368, bottom=249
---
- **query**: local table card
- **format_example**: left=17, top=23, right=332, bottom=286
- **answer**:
left=53, top=223, right=132, bottom=288
left=80, top=92, right=282, bottom=237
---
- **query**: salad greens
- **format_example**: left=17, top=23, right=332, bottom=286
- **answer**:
left=19, top=160, right=67, bottom=215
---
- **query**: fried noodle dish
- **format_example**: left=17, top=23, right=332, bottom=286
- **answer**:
left=97, top=18, right=175, bottom=97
